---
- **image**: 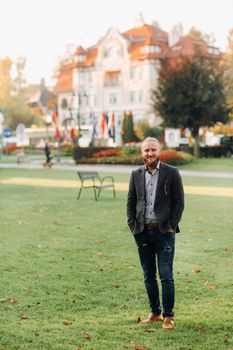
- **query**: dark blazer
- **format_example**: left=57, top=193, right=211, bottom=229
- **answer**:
left=127, top=162, right=184, bottom=235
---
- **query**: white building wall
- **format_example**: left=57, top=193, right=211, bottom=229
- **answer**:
left=58, top=27, right=161, bottom=139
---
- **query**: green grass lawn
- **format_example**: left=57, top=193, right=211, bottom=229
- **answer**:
left=178, top=157, right=233, bottom=173
left=0, top=168, right=233, bottom=350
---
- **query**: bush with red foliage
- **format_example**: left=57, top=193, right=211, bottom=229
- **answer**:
left=159, top=149, right=183, bottom=163
left=3, top=145, right=22, bottom=153
left=92, top=148, right=121, bottom=158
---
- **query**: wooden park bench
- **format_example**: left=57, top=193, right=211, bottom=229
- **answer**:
left=77, top=171, right=116, bottom=201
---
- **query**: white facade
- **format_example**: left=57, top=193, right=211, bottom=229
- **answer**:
left=56, top=26, right=163, bottom=140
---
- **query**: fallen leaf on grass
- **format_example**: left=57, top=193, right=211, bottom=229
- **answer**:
left=112, top=284, right=120, bottom=289
left=192, top=268, right=202, bottom=273
left=132, top=344, right=147, bottom=350
left=197, top=326, right=206, bottom=333
left=207, top=284, right=217, bottom=289
left=83, top=332, right=92, bottom=339
left=223, top=249, right=229, bottom=254
left=224, top=337, right=229, bottom=343
left=120, top=304, right=126, bottom=309
left=63, top=321, right=73, bottom=326
left=144, top=328, right=156, bottom=333
left=0, top=298, right=17, bottom=304
left=95, top=240, right=105, bottom=244
left=19, top=313, right=28, bottom=320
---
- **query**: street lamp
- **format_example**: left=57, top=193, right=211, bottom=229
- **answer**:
left=73, top=90, right=89, bottom=146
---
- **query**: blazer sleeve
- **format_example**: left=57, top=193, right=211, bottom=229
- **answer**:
left=170, top=168, right=184, bottom=229
left=127, top=171, right=137, bottom=232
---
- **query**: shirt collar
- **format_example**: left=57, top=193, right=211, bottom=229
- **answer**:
left=145, top=160, right=160, bottom=173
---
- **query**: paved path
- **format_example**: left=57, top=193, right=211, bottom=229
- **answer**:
left=1, top=162, right=233, bottom=179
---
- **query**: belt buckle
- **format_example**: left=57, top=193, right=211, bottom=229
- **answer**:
left=148, top=222, right=157, bottom=230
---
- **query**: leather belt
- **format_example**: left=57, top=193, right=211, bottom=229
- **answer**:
left=145, top=223, right=159, bottom=230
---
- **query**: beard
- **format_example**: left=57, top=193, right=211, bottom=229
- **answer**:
left=143, top=156, right=159, bottom=169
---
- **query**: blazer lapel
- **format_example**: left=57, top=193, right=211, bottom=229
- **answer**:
left=156, top=163, right=166, bottom=194
left=137, top=167, right=146, bottom=199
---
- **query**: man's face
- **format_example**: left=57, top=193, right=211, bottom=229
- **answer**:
left=141, top=140, right=160, bottom=168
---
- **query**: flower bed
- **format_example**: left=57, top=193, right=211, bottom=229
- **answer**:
left=76, top=148, right=194, bottom=165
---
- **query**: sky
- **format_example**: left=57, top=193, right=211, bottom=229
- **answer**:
left=0, top=0, right=233, bottom=86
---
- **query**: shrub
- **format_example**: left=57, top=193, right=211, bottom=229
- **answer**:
left=160, top=149, right=194, bottom=165
left=73, top=147, right=119, bottom=163
left=121, top=145, right=141, bottom=156
left=3, top=145, right=22, bottom=153
left=92, top=148, right=121, bottom=158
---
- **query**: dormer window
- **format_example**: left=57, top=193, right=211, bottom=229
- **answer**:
left=104, top=47, right=120, bottom=58
left=141, top=45, right=161, bottom=54
left=75, top=54, right=86, bottom=62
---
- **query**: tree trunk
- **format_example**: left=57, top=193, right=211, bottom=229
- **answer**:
left=194, top=134, right=200, bottom=158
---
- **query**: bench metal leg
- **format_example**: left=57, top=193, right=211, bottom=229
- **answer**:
left=77, top=186, right=83, bottom=199
left=93, top=187, right=98, bottom=201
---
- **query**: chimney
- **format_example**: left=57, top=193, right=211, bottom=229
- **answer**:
left=135, top=13, right=145, bottom=27
left=168, top=22, right=183, bottom=47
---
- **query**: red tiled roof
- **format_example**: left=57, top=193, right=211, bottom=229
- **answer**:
left=123, top=24, right=168, bottom=60
left=54, top=65, right=73, bottom=93
left=75, top=46, right=86, bottom=55
left=55, top=23, right=220, bottom=92
left=74, top=46, right=98, bottom=67
left=163, top=35, right=209, bottom=59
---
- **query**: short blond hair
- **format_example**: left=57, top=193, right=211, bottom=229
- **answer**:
left=141, top=137, right=161, bottom=150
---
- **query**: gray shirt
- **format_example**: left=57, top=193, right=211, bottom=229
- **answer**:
left=145, top=161, right=160, bottom=224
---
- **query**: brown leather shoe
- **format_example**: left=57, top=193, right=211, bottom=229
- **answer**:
left=163, top=316, right=174, bottom=330
left=139, top=312, right=164, bottom=324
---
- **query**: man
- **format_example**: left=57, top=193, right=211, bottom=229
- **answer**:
left=127, top=137, right=184, bottom=330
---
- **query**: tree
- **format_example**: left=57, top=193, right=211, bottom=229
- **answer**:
left=135, top=119, right=162, bottom=140
left=0, top=56, right=39, bottom=129
left=224, top=28, right=233, bottom=121
left=0, top=57, right=12, bottom=110
left=121, top=111, right=139, bottom=143
left=152, top=54, right=229, bottom=157
left=188, top=27, right=216, bottom=46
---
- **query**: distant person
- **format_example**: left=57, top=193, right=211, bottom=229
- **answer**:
left=44, top=142, right=53, bottom=167
left=127, top=137, right=184, bottom=330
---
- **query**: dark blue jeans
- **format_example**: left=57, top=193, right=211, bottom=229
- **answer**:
left=134, top=227, right=175, bottom=317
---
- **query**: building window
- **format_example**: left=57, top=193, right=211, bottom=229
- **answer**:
left=130, top=91, right=142, bottom=104
left=141, top=45, right=161, bottom=54
left=104, top=47, right=119, bottom=58
left=104, top=71, right=120, bottom=86
left=109, top=92, right=118, bottom=105
left=75, top=54, right=86, bottom=62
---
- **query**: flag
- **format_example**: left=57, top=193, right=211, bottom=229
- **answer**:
left=91, top=121, right=98, bottom=140
left=53, top=109, right=61, bottom=140
left=101, top=112, right=108, bottom=139
left=70, top=118, right=76, bottom=140
left=108, top=112, right=116, bottom=141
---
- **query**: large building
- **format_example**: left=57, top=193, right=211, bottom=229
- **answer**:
left=54, top=15, right=220, bottom=142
